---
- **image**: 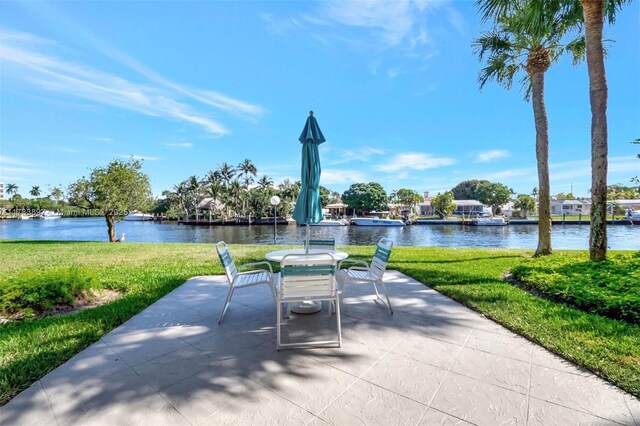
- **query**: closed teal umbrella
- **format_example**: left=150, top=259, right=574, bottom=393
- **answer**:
left=292, top=111, right=325, bottom=251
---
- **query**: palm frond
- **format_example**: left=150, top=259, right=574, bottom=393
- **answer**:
left=472, top=30, right=514, bottom=60
left=478, top=53, right=520, bottom=90
left=563, top=34, right=586, bottom=65
left=519, top=74, right=534, bottom=101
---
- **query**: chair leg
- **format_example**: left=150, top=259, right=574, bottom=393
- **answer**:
left=378, top=280, right=393, bottom=314
left=218, top=286, right=235, bottom=324
left=268, top=281, right=277, bottom=304
left=276, top=299, right=282, bottom=350
left=340, top=281, right=348, bottom=306
left=335, top=295, right=342, bottom=348
left=371, top=282, right=382, bottom=300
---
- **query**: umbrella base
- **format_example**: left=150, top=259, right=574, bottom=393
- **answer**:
left=290, top=301, right=322, bottom=314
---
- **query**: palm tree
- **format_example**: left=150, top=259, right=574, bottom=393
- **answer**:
left=217, top=163, right=236, bottom=189
left=237, top=159, right=257, bottom=185
left=6, top=183, right=18, bottom=198
left=257, top=175, right=273, bottom=191
left=228, top=180, right=243, bottom=219
left=237, top=159, right=257, bottom=215
left=576, top=0, right=630, bottom=261
left=173, top=182, right=189, bottom=220
left=474, top=1, right=584, bottom=257
left=29, top=186, right=41, bottom=197
left=186, top=175, right=202, bottom=222
left=205, top=170, right=222, bottom=185
left=50, top=186, right=64, bottom=205
left=204, top=182, right=224, bottom=222
left=478, top=1, right=631, bottom=259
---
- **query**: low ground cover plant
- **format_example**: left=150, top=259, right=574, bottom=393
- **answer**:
left=511, top=252, right=640, bottom=324
left=0, top=267, right=101, bottom=318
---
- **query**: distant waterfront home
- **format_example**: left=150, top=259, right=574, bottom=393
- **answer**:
left=550, top=199, right=591, bottom=216
left=0, top=182, right=4, bottom=200
left=417, top=199, right=490, bottom=216
left=608, top=199, right=640, bottom=215
left=197, top=198, right=226, bottom=219
left=325, top=202, right=348, bottom=217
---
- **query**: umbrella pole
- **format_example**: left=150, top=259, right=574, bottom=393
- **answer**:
left=305, top=225, right=310, bottom=253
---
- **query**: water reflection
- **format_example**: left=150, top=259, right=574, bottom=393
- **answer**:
left=1, top=218, right=639, bottom=250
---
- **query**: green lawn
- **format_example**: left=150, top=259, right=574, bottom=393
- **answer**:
left=0, top=241, right=638, bottom=406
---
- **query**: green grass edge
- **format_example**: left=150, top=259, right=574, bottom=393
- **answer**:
left=0, top=241, right=638, bottom=405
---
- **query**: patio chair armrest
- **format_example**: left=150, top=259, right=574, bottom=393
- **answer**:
left=338, top=259, right=369, bottom=270
left=238, top=261, right=273, bottom=274
left=347, top=266, right=370, bottom=273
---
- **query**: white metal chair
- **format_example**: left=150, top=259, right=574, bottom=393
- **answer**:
left=337, top=237, right=394, bottom=314
left=216, top=241, right=276, bottom=324
left=304, top=237, right=336, bottom=251
left=277, top=253, right=341, bottom=350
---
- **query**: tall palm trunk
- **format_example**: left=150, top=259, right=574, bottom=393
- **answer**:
left=581, top=0, right=608, bottom=261
left=530, top=72, right=552, bottom=256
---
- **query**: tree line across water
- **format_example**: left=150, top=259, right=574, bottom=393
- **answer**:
left=3, top=156, right=638, bottom=243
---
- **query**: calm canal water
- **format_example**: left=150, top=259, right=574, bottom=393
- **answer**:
left=1, top=218, right=640, bottom=250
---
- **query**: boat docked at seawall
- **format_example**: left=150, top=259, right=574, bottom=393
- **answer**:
left=123, top=211, right=154, bottom=221
left=350, top=217, right=406, bottom=226
left=40, top=211, right=62, bottom=219
left=310, top=219, right=350, bottom=226
left=470, top=217, right=508, bottom=226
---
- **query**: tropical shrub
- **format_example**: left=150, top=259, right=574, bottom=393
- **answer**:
left=511, top=252, right=640, bottom=324
left=0, top=267, right=101, bottom=318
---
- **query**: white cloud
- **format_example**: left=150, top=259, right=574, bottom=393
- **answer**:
left=55, top=147, right=80, bottom=153
left=314, top=1, right=462, bottom=50
left=476, top=149, right=510, bottom=163
left=119, top=154, right=160, bottom=161
left=549, top=156, right=639, bottom=180
left=321, top=169, right=368, bottom=184
left=0, top=166, right=38, bottom=174
left=323, top=1, right=415, bottom=46
left=0, top=28, right=265, bottom=137
left=0, top=155, right=31, bottom=166
left=265, top=1, right=462, bottom=80
left=326, top=147, right=385, bottom=165
left=164, top=142, right=193, bottom=148
left=95, top=137, right=113, bottom=142
left=375, top=152, right=455, bottom=172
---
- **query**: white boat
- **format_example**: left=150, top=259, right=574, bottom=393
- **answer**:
left=123, top=211, right=154, bottom=221
left=18, top=215, right=31, bottom=220
left=470, top=217, right=508, bottom=226
left=40, top=210, right=62, bottom=219
left=350, top=217, right=405, bottom=226
left=629, top=210, right=640, bottom=219
left=311, top=219, right=349, bottom=226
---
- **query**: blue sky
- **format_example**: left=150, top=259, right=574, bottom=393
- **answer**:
left=1, top=0, right=638, bottom=200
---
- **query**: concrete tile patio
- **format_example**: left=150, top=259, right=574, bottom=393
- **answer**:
left=2, top=271, right=638, bottom=425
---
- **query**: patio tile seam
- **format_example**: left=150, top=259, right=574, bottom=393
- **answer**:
left=215, top=356, right=326, bottom=422
left=313, top=330, right=412, bottom=419
left=424, top=322, right=477, bottom=411
left=38, top=379, right=60, bottom=426
left=422, top=406, right=481, bottom=426
left=525, top=339, right=534, bottom=426
left=454, top=341, right=534, bottom=365
left=124, top=358, right=194, bottom=425
left=527, top=395, right=632, bottom=425
left=625, top=397, right=639, bottom=426
left=108, top=343, right=186, bottom=369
